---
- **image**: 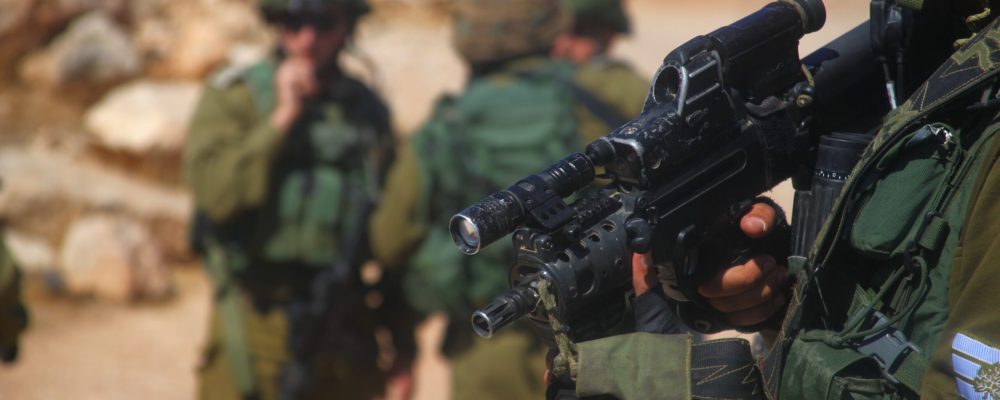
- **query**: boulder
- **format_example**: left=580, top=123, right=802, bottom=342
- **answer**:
left=18, top=10, right=141, bottom=88
left=0, top=146, right=192, bottom=261
left=139, top=0, right=272, bottom=80
left=3, top=230, right=56, bottom=274
left=84, top=80, right=201, bottom=153
left=58, top=213, right=173, bottom=302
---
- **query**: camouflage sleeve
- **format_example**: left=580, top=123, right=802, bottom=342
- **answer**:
left=920, top=132, right=1000, bottom=399
left=0, top=236, right=27, bottom=363
left=575, top=333, right=692, bottom=399
left=369, top=143, right=428, bottom=269
left=183, top=84, right=284, bottom=222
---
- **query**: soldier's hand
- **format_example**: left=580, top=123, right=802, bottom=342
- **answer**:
left=632, top=252, right=658, bottom=297
left=270, top=57, right=318, bottom=133
left=697, top=202, right=790, bottom=327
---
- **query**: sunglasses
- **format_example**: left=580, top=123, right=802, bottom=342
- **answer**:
left=270, top=13, right=342, bottom=32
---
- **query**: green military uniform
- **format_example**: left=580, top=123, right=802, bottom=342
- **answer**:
left=370, top=56, right=617, bottom=400
left=569, top=3, right=1000, bottom=400
left=184, top=57, right=412, bottom=399
left=371, top=2, right=647, bottom=398
left=0, top=232, right=27, bottom=364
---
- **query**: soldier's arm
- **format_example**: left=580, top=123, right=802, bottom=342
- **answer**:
left=183, top=84, right=285, bottom=222
left=0, top=236, right=27, bottom=363
left=573, top=333, right=692, bottom=399
left=920, top=134, right=1000, bottom=399
left=369, top=144, right=428, bottom=269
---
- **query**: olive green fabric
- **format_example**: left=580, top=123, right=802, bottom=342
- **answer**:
left=772, top=17, right=1000, bottom=400
left=921, top=115, right=1000, bottom=398
left=185, top=59, right=405, bottom=399
left=564, top=0, right=630, bottom=33
left=451, top=0, right=571, bottom=64
left=370, top=58, right=647, bottom=271
left=197, top=287, right=384, bottom=400
left=572, top=58, right=648, bottom=142
left=0, top=236, right=26, bottom=361
left=371, top=55, right=644, bottom=400
left=576, top=333, right=692, bottom=399
left=404, top=57, right=580, bottom=317
left=185, top=60, right=392, bottom=268
left=451, top=328, right=548, bottom=400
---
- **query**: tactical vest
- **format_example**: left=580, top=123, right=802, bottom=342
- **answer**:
left=225, top=60, right=390, bottom=271
left=769, top=19, right=1000, bottom=400
left=404, top=59, right=582, bottom=318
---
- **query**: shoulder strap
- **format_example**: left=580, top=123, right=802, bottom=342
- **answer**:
left=243, top=61, right=278, bottom=117
left=765, top=17, right=1000, bottom=400
left=569, top=83, right=630, bottom=131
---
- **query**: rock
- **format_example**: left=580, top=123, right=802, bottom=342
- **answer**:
left=0, top=146, right=192, bottom=261
left=58, top=213, right=172, bottom=302
left=18, top=10, right=141, bottom=88
left=84, top=80, right=201, bottom=153
left=139, top=0, right=272, bottom=80
left=0, top=0, right=32, bottom=37
left=3, top=231, right=56, bottom=274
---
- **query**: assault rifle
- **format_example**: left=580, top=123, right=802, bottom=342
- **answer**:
left=450, top=0, right=894, bottom=342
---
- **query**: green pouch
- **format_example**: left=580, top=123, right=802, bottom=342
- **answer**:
left=404, top=228, right=466, bottom=315
left=265, top=167, right=346, bottom=264
left=849, top=124, right=960, bottom=260
left=781, top=334, right=895, bottom=400
left=310, top=108, right=367, bottom=164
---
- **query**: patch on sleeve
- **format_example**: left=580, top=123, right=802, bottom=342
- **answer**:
left=952, top=333, right=1000, bottom=399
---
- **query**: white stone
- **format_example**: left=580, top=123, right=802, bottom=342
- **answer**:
left=58, top=213, right=172, bottom=302
left=3, top=231, right=56, bottom=274
left=18, top=10, right=141, bottom=87
left=84, top=80, right=201, bottom=153
left=0, top=146, right=192, bottom=261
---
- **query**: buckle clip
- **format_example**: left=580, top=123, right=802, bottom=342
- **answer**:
left=856, top=312, right=919, bottom=384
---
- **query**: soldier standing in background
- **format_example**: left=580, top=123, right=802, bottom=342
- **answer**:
left=0, top=220, right=28, bottom=365
left=183, top=0, right=414, bottom=398
left=370, top=0, right=650, bottom=398
left=555, top=0, right=650, bottom=142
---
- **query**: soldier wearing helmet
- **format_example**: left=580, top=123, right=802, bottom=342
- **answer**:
left=184, top=0, right=415, bottom=398
left=555, top=0, right=648, bottom=142
left=370, top=0, right=651, bottom=399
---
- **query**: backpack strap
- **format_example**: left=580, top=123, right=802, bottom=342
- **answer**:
left=568, top=83, right=630, bottom=131
left=765, top=17, right=1000, bottom=399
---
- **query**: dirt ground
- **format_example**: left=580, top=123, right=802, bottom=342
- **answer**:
left=0, top=1, right=868, bottom=399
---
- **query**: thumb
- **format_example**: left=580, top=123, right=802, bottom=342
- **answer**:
left=739, top=202, right=777, bottom=239
left=632, top=253, right=658, bottom=296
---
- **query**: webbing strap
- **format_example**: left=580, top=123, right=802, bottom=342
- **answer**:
left=539, top=279, right=580, bottom=380
left=206, top=245, right=258, bottom=398
left=569, top=83, right=630, bottom=131
left=690, top=339, right=766, bottom=400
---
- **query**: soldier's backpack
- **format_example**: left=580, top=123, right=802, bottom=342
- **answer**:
left=404, top=60, right=583, bottom=319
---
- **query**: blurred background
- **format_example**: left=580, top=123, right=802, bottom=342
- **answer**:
left=0, top=0, right=866, bottom=398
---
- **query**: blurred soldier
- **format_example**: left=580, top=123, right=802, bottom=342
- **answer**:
left=369, top=0, right=648, bottom=398
left=183, top=0, right=414, bottom=398
left=0, top=224, right=28, bottom=364
left=555, top=0, right=648, bottom=142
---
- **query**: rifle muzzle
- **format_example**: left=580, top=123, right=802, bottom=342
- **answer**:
left=471, top=281, right=540, bottom=338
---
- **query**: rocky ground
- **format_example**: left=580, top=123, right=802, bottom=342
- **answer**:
left=0, top=0, right=867, bottom=398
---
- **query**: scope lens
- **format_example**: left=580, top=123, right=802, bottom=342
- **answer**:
left=451, top=216, right=481, bottom=254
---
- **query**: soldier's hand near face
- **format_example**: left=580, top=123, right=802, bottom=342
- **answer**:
left=270, top=57, right=319, bottom=133
left=632, top=202, right=790, bottom=328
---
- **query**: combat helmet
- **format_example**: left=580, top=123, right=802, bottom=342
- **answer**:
left=259, top=0, right=371, bottom=20
left=452, top=0, right=571, bottom=64
left=564, top=0, right=630, bottom=34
